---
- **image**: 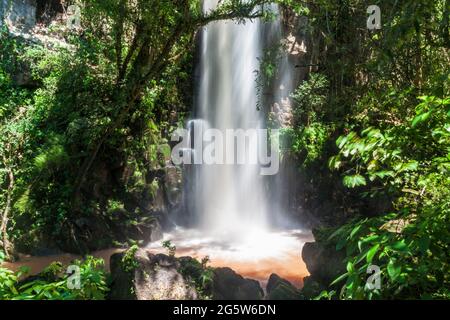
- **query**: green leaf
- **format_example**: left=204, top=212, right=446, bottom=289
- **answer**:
left=387, top=260, right=401, bottom=280
left=328, top=156, right=342, bottom=170
left=389, top=240, right=408, bottom=252
left=350, top=224, right=362, bottom=239
left=366, top=244, right=380, bottom=263
left=412, top=111, right=431, bottom=127
left=346, top=261, right=355, bottom=273
left=328, top=225, right=347, bottom=241
left=399, top=161, right=419, bottom=172
left=372, top=171, right=395, bottom=179
left=336, top=237, right=347, bottom=251
left=17, top=266, right=30, bottom=277
left=343, top=175, right=367, bottom=188
left=330, top=272, right=349, bottom=286
left=360, top=234, right=380, bottom=246
left=417, top=237, right=430, bottom=253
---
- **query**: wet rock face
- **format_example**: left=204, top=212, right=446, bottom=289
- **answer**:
left=1, top=0, right=65, bottom=29
left=164, top=165, right=183, bottom=209
left=302, top=242, right=345, bottom=284
left=301, top=242, right=346, bottom=298
left=282, top=32, right=307, bottom=57
left=271, top=98, right=293, bottom=128
left=1, top=0, right=37, bottom=32
left=212, top=267, right=264, bottom=300
left=109, top=249, right=199, bottom=300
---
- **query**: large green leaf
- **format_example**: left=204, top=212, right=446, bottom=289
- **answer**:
left=343, top=174, right=367, bottom=188
left=350, top=224, right=362, bottom=239
left=387, top=260, right=402, bottom=280
left=412, top=111, right=431, bottom=127
left=366, top=244, right=380, bottom=263
left=399, top=161, right=419, bottom=172
left=389, top=240, right=408, bottom=252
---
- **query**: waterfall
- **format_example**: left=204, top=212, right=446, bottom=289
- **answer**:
left=151, top=2, right=313, bottom=287
left=264, top=5, right=299, bottom=226
left=191, top=0, right=268, bottom=238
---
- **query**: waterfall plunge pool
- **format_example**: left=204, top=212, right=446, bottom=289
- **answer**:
left=147, top=227, right=314, bottom=289
left=2, top=228, right=313, bottom=290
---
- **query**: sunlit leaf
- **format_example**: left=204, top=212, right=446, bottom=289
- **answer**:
left=366, top=244, right=380, bottom=263
left=343, top=175, right=367, bottom=188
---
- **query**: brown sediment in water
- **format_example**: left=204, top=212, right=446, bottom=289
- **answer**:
left=2, top=232, right=312, bottom=290
left=1, top=248, right=123, bottom=276
left=169, top=246, right=309, bottom=289
left=2, top=249, right=308, bottom=288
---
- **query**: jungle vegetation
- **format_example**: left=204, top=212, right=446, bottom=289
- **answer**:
left=0, top=0, right=449, bottom=300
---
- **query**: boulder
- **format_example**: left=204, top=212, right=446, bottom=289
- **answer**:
left=109, top=249, right=198, bottom=300
left=301, top=242, right=346, bottom=298
left=266, top=273, right=302, bottom=300
left=117, top=216, right=163, bottom=245
left=109, top=249, right=270, bottom=301
left=212, top=267, right=264, bottom=300
left=1, top=0, right=37, bottom=32
left=302, top=242, right=345, bottom=284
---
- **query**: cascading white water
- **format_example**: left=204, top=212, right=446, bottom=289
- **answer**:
left=193, top=0, right=268, bottom=237
left=147, top=2, right=313, bottom=288
left=266, top=6, right=298, bottom=225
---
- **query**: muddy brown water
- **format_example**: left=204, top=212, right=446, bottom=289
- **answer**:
left=2, top=230, right=312, bottom=290
left=2, top=249, right=308, bottom=289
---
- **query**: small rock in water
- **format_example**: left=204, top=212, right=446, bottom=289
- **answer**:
left=266, top=273, right=302, bottom=300
left=212, top=267, right=264, bottom=300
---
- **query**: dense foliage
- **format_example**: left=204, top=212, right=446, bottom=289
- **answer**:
left=279, top=0, right=449, bottom=299
left=0, top=0, right=448, bottom=300
left=0, top=0, right=273, bottom=255
left=0, top=254, right=108, bottom=300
